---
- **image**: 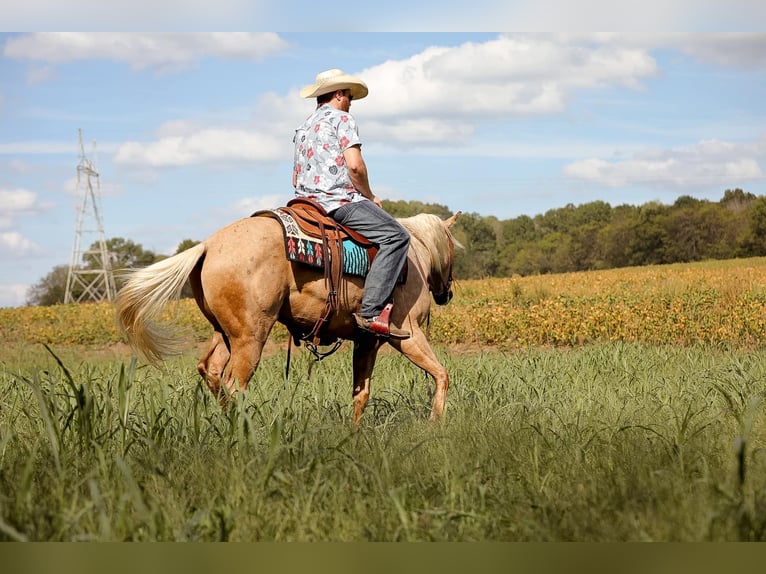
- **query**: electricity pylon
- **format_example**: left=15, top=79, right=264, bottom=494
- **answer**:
left=64, top=129, right=116, bottom=304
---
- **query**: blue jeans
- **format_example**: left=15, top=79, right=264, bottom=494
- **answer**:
left=331, top=200, right=410, bottom=318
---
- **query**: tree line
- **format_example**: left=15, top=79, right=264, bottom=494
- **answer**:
left=26, top=188, right=765, bottom=306
left=383, top=188, right=766, bottom=280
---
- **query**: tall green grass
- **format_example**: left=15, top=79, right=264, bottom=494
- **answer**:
left=1, top=342, right=765, bottom=541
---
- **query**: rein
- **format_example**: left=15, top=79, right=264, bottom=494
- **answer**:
left=285, top=336, right=344, bottom=380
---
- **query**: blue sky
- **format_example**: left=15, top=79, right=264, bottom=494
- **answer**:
left=1, top=28, right=765, bottom=307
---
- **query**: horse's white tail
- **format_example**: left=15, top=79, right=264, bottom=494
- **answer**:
left=115, top=242, right=207, bottom=365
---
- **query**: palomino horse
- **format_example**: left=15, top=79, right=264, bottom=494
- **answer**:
left=115, top=210, right=460, bottom=423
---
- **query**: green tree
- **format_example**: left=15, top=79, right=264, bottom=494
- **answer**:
left=453, top=213, right=500, bottom=278
left=720, top=188, right=757, bottom=212
left=568, top=222, right=606, bottom=270
left=626, top=202, right=670, bottom=266
left=175, top=239, right=200, bottom=254
left=572, top=200, right=613, bottom=227
left=382, top=200, right=453, bottom=219
left=509, top=244, right=545, bottom=276
left=664, top=202, right=740, bottom=262
left=26, top=265, right=71, bottom=306
left=500, top=214, right=540, bottom=244
left=540, top=232, right=574, bottom=274
left=740, top=197, right=766, bottom=256
left=99, top=237, right=158, bottom=271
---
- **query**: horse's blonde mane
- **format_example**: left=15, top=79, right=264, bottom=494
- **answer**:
left=398, top=214, right=461, bottom=276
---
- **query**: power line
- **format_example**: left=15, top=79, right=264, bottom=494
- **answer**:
left=64, top=129, right=116, bottom=304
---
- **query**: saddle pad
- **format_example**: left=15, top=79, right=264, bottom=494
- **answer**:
left=261, top=208, right=372, bottom=277
left=254, top=208, right=407, bottom=283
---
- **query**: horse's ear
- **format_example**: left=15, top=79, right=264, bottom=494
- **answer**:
left=445, top=211, right=461, bottom=228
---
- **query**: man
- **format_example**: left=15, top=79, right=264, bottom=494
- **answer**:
left=293, top=69, right=411, bottom=339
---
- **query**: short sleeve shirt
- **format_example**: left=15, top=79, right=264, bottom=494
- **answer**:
left=293, top=104, right=365, bottom=213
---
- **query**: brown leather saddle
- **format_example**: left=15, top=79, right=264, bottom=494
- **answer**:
left=282, top=198, right=376, bottom=250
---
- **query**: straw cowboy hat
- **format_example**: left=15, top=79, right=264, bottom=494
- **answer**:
left=300, top=68, right=369, bottom=100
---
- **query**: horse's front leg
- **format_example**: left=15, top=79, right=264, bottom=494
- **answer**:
left=389, top=328, right=449, bottom=420
left=351, top=334, right=382, bottom=424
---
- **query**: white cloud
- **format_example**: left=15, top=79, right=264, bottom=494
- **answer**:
left=0, top=231, right=42, bottom=258
left=344, top=34, right=659, bottom=149
left=114, top=128, right=287, bottom=168
left=0, top=188, right=54, bottom=228
left=109, top=34, right=664, bottom=168
left=563, top=137, right=766, bottom=189
left=92, top=33, right=766, bottom=171
left=0, top=188, right=38, bottom=211
left=359, top=35, right=658, bottom=122
left=0, top=283, right=29, bottom=308
left=3, top=32, right=289, bottom=74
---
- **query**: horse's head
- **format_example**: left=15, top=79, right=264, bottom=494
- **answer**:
left=423, top=212, right=462, bottom=306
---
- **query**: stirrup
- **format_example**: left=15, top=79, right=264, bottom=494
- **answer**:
left=353, top=304, right=410, bottom=339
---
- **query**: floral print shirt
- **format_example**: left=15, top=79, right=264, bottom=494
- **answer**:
left=293, top=104, right=365, bottom=213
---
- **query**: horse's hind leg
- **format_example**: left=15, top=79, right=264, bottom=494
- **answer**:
left=190, top=264, right=232, bottom=400
left=351, top=335, right=382, bottom=424
left=197, top=330, right=230, bottom=399
left=389, top=329, right=450, bottom=421
left=220, top=319, right=277, bottom=398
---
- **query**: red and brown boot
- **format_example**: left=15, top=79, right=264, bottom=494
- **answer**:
left=353, top=303, right=410, bottom=339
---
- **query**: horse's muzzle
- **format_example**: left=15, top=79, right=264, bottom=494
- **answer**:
left=433, top=289, right=453, bottom=306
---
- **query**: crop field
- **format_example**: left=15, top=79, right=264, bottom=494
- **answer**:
left=2, top=258, right=766, bottom=541
left=4, top=257, right=766, bottom=350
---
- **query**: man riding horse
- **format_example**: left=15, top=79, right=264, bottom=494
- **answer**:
left=115, top=69, right=461, bottom=423
left=293, top=69, right=411, bottom=339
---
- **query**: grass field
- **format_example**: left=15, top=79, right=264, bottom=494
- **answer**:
left=2, top=341, right=766, bottom=541
left=2, top=258, right=766, bottom=541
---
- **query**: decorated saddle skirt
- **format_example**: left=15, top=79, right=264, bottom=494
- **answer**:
left=255, top=207, right=406, bottom=282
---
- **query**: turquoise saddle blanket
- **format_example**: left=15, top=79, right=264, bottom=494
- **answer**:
left=260, top=208, right=373, bottom=277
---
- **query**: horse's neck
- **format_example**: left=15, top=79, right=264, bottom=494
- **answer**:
left=409, top=233, right=437, bottom=284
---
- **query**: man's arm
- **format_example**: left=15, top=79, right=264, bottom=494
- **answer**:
left=344, top=145, right=381, bottom=207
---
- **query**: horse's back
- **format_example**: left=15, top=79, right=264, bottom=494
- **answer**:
left=196, top=216, right=291, bottom=310
left=204, top=215, right=285, bottom=268
left=205, top=215, right=279, bottom=247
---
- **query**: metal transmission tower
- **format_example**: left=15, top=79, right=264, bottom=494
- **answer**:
left=64, top=129, right=116, bottom=304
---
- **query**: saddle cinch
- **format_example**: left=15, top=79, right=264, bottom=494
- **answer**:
left=254, top=198, right=395, bottom=349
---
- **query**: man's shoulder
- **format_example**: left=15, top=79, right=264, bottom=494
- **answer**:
left=324, top=106, right=355, bottom=121
left=298, top=106, right=357, bottom=132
